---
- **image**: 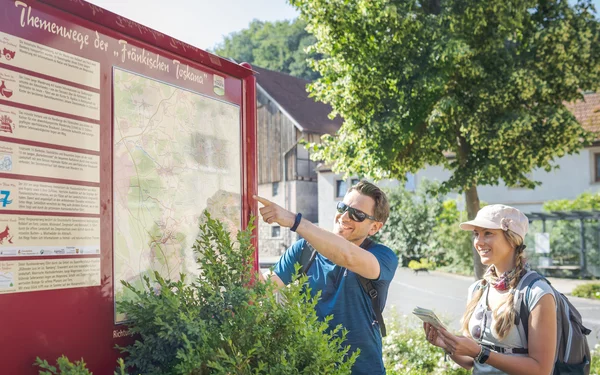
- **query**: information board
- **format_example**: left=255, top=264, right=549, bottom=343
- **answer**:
left=0, top=1, right=257, bottom=373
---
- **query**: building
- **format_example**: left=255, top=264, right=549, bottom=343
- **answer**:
left=254, top=66, right=342, bottom=257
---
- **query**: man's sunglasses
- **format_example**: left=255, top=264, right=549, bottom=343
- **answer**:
left=336, top=202, right=378, bottom=223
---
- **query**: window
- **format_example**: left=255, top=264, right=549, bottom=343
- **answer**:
left=351, top=178, right=360, bottom=187
left=595, top=153, right=600, bottom=182
left=271, top=225, right=281, bottom=238
left=335, top=180, right=348, bottom=198
left=272, top=181, right=279, bottom=196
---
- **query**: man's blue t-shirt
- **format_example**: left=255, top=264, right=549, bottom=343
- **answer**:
left=274, top=239, right=398, bottom=375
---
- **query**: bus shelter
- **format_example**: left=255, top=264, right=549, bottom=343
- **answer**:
left=527, top=210, right=600, bottom=278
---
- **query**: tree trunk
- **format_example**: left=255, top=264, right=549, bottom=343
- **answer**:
left=456, top=131, right=485, bottom=280
left=465, top=185, right=485, bottom=280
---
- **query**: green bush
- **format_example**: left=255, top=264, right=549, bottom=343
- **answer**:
left=374, top=181, right=443, bottom=265
left=572, top=283, right=600, bottom=300
left=429, top=200, right=474, bottom=276
left=374, top=182, right=475, bottom=274
left=117, top=214, right=357, bottom=375
left=591, top=345, right=600, bottom=374
left=408, top=258, right=435, bottom=270
left=34, top=356, right=127, bottom=375
left=382, top=312, right=470, bottom=375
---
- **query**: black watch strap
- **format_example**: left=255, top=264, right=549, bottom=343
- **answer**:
left=477, top=347, right=491, bottom=364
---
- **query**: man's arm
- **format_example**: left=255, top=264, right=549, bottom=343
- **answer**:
left=253, top=195, right=381, bottom=280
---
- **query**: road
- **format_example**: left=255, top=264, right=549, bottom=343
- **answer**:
left=386, top=267, right=600, bottom=347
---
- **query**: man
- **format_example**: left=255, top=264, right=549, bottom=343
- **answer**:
left=254, top=180, right=398, bottom=375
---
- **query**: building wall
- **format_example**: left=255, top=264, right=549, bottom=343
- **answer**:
left=415, top=147, right=600, bottom=213
left=317, top=147, right=600, bottom=229
left=257, top=89, right=297, bottom=184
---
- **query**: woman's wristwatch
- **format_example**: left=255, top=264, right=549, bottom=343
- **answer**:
left=474, top=345, right=491, bottom=364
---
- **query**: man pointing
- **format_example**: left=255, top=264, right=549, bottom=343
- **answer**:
left=254, top=180, right=398, bottom=375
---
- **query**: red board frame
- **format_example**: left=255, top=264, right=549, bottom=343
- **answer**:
left=0, top=1, right=258, bottom=373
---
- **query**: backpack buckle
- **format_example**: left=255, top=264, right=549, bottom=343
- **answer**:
left=369, top=289, right=378, bottom=298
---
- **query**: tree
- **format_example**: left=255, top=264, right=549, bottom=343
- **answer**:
left=291, top=0, right=600, bottom=278
left=213, top=19, right=320, bottom=81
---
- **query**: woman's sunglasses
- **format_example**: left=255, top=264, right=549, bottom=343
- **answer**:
left=336, top=202, right=378, bottom=223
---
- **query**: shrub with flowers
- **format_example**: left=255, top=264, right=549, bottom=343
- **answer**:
left=591, top=344, right=600, bottom=375
left=383, top=311, right=470, bottom=375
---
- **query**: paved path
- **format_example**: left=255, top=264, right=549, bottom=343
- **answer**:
left=386, top=267, right=600, bottom=347
left=259, top=257, right=600, bottom=346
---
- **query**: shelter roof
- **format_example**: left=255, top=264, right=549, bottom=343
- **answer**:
left=527, top=210, right=600, bottom=221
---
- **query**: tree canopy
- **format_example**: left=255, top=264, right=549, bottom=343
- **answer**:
left=293, top=0, right=599, bottom=190
left=213, top=19, right=319, bottom=81
left=291, top=0, right=600, bottom=277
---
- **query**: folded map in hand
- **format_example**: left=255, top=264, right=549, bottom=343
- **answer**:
left=412, top=306, right=446, bottom=330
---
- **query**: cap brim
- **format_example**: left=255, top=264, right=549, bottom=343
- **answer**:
left=459, top=218, right=502, bottom=231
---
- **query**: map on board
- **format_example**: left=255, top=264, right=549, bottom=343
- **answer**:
left=113, top=68, right=241, bottom=323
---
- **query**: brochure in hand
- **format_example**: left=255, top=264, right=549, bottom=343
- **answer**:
left=412, top=306, right=446, bottom=330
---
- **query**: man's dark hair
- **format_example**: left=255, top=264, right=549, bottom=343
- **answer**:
left=347, top=180, right=390, bottom=224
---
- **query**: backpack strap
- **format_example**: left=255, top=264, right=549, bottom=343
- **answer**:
left=299, top=241, right=318, bottom=276
left=298, top=237, right=387, bottom=336
left=514, top=271, right=546, bottom=348
left=357, top=272, right=387, bottom=337
left=353, top=238, right=387, bottom=337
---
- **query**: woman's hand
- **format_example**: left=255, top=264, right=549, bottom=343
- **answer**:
left=437, top=329, right=481, bottom=358
left=423, top=323, right=450, bottom=351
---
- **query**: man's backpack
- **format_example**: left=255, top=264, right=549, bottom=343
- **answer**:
left=512, top=271, right=591, bottom=375
left=298, top=238, right=387, bottom=337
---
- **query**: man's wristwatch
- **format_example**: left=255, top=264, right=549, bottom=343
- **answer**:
left=475, top=346, right=491, bottom=364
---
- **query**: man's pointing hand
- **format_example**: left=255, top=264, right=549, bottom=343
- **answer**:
left=253, top=195, right=296, bottom=228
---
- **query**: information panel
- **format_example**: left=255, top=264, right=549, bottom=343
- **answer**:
left=0, top=1, right=257, bottom=374
left=112, top=68, right=242, bottom=323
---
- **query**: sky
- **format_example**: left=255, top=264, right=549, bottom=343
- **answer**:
left=88, top=0, right=600, bottom=52
left=86, top=0, right=299, bottom=50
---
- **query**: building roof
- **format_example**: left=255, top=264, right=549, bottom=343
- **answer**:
left=253, top=65, right=343, bottom=135
left=566, top=92, right=600, bottom=136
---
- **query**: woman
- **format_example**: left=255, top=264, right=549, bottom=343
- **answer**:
left=423, top=204, right=557, bottom=375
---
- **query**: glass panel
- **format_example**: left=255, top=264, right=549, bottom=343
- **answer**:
left=113, top=68, right=241, bottom=323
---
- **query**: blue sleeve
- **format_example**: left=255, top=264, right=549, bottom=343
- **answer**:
left=370, top=244, right=398, bottom=281
left=274, top=239, right=306, bottom=285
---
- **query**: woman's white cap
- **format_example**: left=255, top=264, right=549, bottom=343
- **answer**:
left=459, top=204, right=529, bottom=239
